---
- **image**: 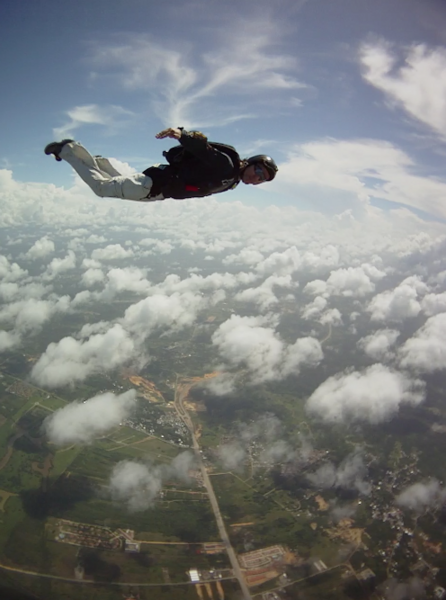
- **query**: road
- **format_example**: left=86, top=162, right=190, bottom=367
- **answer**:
left=0, top=561, right=235, bottom=587
left=174, top=378, right=252, bottom=600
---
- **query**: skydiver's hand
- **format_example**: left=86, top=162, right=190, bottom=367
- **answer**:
left=155, top=128, right=182, bottom=140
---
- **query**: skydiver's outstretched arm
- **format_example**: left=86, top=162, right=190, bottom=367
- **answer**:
left=156, top=128, right=234, bottom=175
left=155, top=128, right=182, bottom=140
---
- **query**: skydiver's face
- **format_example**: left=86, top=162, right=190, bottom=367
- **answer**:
left=241, top=163, right=270, bottom=185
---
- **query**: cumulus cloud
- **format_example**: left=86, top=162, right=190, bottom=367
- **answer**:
left=153, top=271, right=255, bottom=296
left=211, top=314, right=323, bottom=384
left=396, top=479, right=446, bottom=513
left=107, top=451, right=195, bottom=512
left=234, top=274, right=294, bottom=311
left=304, top=279, right=328, bottom=297
left=301, top=296, right=328, bottom=320
left=92, top=244, right=134, bottom=261
left=44, top=390, right=137, bottom=446
left=108, top=460, right=164, bottom=512
left=306, top=364, right=425, bottom=424
left=81, top=267, right=105, bottom=287
left=97, top=267, right=151, bottom=300
left=0, top=296, right=71, bottom=335
left=30, top=283, right=224, bottom=387
left=304, top=264, right=386, bottom=301
left=319, top=308, right=343, bottom=327
left=25, top=235, right=55, bottom=260
left=44, top=251, right=77, bottom=280
left=357, top=329, right=400, bottom=361
left=421, top=291, right=446, bottom=316
left=326, top=265, right=385, bottom=297
left=0, top=255, right=28, bottom=282
left=367, top=276, right=428, bottom=322
left=123, top=291, right=211, bottom=337
left=255, top=246, right=301, bottom=277
left=31, top=323, right=137, bottom=387
left=0, top=329, right=21, bottom=352
left=398, top=312, right=446, bottom=373
left=223, top=247, right=265, bottom=267
left=307, top=451, right=371, bottom=496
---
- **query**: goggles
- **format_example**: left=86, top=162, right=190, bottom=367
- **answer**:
left=254, top=163, right=267, bottom=182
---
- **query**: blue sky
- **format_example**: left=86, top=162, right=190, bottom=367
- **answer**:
left=1, top=0, right=446, bottom=214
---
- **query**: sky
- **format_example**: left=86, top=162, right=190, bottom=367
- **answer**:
left=1, top=0, right=446, bottom=527
left=2, top=0, right=446, bottom=214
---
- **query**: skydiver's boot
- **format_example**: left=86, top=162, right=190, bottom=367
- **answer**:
left=44, top=139, right=74, bottom=162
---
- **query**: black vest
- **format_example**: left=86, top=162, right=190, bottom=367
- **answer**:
left=143, top=142, right=241, bottom=200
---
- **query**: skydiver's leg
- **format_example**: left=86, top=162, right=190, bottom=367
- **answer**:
left=95, top=157, right=122, bottom=178
left=59, top=142, right=157, bottom=202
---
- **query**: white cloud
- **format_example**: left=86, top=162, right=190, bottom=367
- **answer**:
left=44, top=251, right=77, bottom=280
left=360, top=40, right=446, bottom=138
left=54, top=104, right=135, bottom=138
left=211, top=314, right=283, bottom=383
left=325, top=265, right=385, bottom=297
left=0, top=296, right=71, bottom=335
left=223, top=247, right=265, bottom=267
left=211, top=314, right=323, bottom=384
left=421, top=291, right=446, bottom=316
left=0, top=329, right=21, bottom=352
left=255, top=246, right=301, bottom=277
left=122, top=291, right=211, bottom=338
left=216, top=415, right=309, bottom=470
left=108, top=460, right=164, bottom=512
left=277, top=139, right=446, bottom=220
left=91, top=244, right=134, bottom=261
left=398, top=312, right=446, bottom=373
left=31, top=323, right=136, bottom=387
left=367, top=276, right=428, bottom=322
left=304, top=280, right=328, bottom=297
left=0, top=255, right=28, bottom=282
left=234, top=274, right=294, bottom=311
left=396, top=479, right=446, bottom=513
left=357, top=329, right=400, bottom=361
left=81, top=267, right=105, bottom=287
left=305, top=264, right=386, bottom=300
left=217, top=443, right=247, bottom=471
left=25, top=236, right=55, bottom=260
left=281, top=336, right=324, bottom=377
left=306, top=364, right=425, bottom=424
left=87, top=21, right=304, bottom=127
left=307, top=451, right=371, bottom=496
left=107, top=451, right=195, bottom=512
left=44, top=390, right=137, bottom=446
left=319, top=308, right=343, bottom=326
left=97, top=267, right=151, bottom=300
left=301, top=296, right=327, bottom=320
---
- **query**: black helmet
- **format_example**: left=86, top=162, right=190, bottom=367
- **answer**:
left=244, top=154, right=278, bottom=181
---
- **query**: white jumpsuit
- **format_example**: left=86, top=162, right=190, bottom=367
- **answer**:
left=59, top=141, right=163, bottom=201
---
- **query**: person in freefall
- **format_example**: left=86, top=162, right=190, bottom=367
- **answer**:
left=44, top=127, right=278, bottom=202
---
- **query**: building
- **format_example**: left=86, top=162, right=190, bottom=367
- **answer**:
left=189, top=569, right=200, bottom=582
left=124, top=541, right=141, bottom=553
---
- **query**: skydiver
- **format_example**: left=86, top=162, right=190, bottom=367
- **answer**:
left=44, top=128, right=278, bottom=202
